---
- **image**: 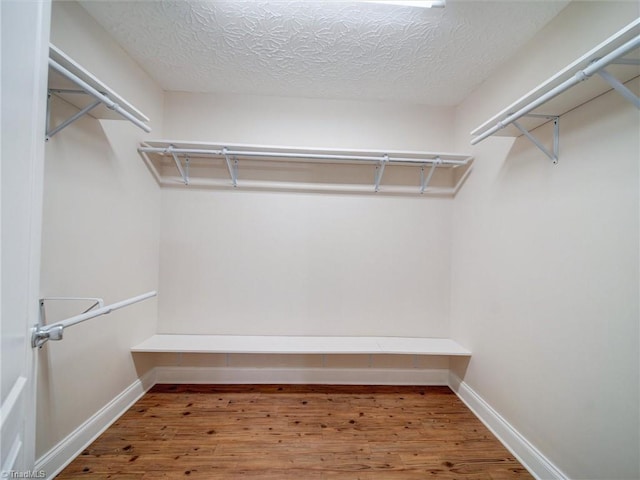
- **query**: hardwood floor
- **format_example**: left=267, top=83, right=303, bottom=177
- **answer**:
left=56, top=385, right=533, bottom=479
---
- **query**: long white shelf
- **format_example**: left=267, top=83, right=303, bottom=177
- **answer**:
left=138, top=139, right=474, bottom=195
left=47, top=44, right=151, bottom=137
left=132, top=334, right=471, bottom=356
left=471, top=18, right=639, bottom=144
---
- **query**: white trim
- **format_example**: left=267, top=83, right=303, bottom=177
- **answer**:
left=448, top=373, right=568, bottom=480
left=155, top=366, right=449, bottom=385
left=0, top=376, right=29, bottom=478
left=35, top=369, right=156, bottom=480
left=0, top=377, right=27, bottom=430
left=1, top=377, right=27, bottom=476
left=1, top=0, right=51, bottom=473
left=1, top=437, right=23, bottom=475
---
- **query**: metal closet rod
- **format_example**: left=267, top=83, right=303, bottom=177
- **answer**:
left=138, top=146, right=469, bottom=166
left=471, top=33, right=640, bottom=145
left=48, top=58, right=151, bottom=133
left=32, top=291, right=157, bottom=348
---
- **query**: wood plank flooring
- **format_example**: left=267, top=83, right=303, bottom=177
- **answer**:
left=56, top=385, right=533, bottom=479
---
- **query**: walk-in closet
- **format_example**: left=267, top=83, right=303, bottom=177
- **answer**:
left=2, top=1, right=638, bottom=479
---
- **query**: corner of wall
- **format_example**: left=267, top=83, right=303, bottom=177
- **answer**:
left=448, top=371, right=568, bottom=480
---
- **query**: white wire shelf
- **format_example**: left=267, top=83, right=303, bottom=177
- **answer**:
left=47, top=44, right=151, bottom=138
left=139, top=140, right=474, bottom=196
left=470, top=18, right=639, bottom=163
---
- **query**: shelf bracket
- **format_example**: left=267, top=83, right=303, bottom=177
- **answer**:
left=609, top=58, right=640, bottom=66
left=167, top=145, right=189, bottom=185
left=46, top=92, right=52, bottom=136
left=420, top=157, right=441, bottom=194
left=223, top=147, right=239, bottom=187
left=45, top=93, right=101, bottom=140
left=32, top=291, right=156, bottom=349
left=33, top=297, right=104, bottom=348
left=374, top=154, right=389, bottom=192
left=596, top=67, right=640, bottom=109
left=48, top=54, right=151, bottom=135
left=512, top=114, right=559, bottom=164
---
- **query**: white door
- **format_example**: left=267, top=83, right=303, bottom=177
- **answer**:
left=1, top=0, right=51, bottom=476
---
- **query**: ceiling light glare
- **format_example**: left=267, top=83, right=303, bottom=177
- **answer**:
left=364, top=1, right=446, bottom=8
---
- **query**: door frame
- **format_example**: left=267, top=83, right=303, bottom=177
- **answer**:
left=1, top=0, right=51, bottom=475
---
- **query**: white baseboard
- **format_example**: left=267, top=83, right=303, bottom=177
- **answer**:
left=35, top=369, right=156, bottom=480
left=448, top=373, right=568, bottom=480
left=155, top=366, right=449, bottom=385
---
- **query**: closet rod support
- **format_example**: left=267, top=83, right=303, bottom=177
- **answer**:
left=609, top=58, right=640, bottom=66
left=596, top=68, right=640, bottom=108
left=420, top=156, right=441, bottom=194
left=46, top=99, right=101, bottom=139
left=35, top=296, right=104, bottom=348
left=46, top=93, right=52, bottom=137
left=40, top=296, right=105, bottom=310
left=32, top=291, right=157, bottom=349
left=223, top=148, right=239, bottom=187
left=168, top=145, right=188, bottom=185
left=374, top=154, right=389, bottom=192
left=49, top=88, right=101, bottom=96
left=49, top=58, right=151, bottom=133
left=512, top=116, right=559, bottom=164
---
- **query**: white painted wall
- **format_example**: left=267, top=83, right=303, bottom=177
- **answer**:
left=163, top=92, right=455, bottom=152
left=36, top=2, right=163, bottom=459
left=159, top=189, right=451, bottom=337
left=158, top=93, right=457, bottom=341
left=450, top=3, right=639, bottom=479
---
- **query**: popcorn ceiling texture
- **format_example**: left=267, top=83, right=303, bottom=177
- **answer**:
left=80, top=1, right=568, bottom=106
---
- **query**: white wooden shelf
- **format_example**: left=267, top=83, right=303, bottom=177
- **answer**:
left=471, top=18, right=639, bottom=162
left=47, top=44, right=151, bottom=137
left=131, top=334, right=471, bottom=356
left=138, top=140, right=473, bottom=195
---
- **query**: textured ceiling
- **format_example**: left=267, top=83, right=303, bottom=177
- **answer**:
left=79, top=0, right=569, bottom=106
